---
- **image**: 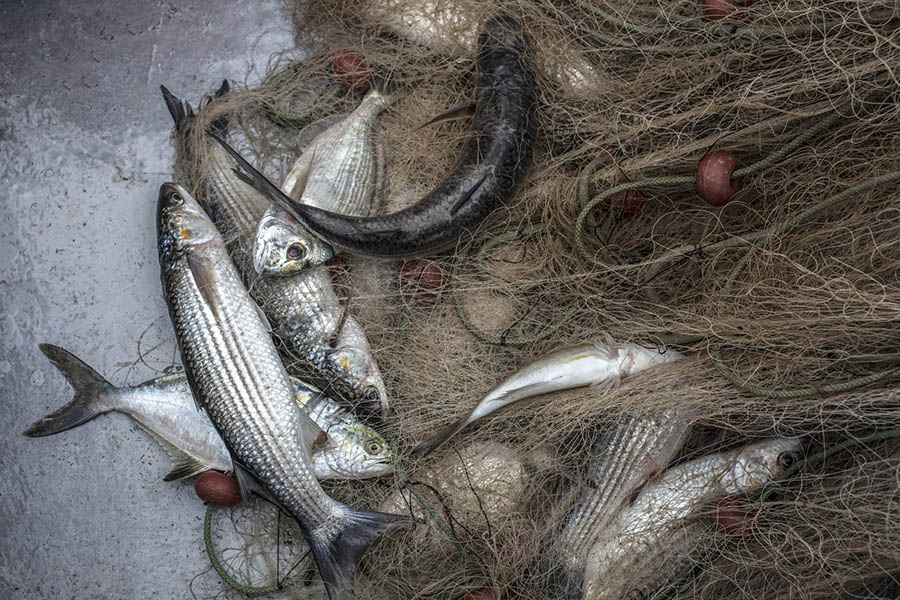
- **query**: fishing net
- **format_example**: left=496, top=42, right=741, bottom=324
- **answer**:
left=177, top=1, right=900, bottom=598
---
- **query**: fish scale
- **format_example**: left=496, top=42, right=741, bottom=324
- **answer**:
left=582, top=437, right=803, bottom=599
left=253, top=90, right=389, bottom=277
left=161, top=82, right=388, bottom=419
left=158, top=183, right=405, bottom=600
left=554, top=411, right=692, bottom=573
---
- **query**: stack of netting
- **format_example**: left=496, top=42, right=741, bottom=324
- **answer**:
left=186, top=1, right=900, bottom=598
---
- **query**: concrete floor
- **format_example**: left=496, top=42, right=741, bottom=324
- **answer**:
left=0, top=2, right=298, bottom=597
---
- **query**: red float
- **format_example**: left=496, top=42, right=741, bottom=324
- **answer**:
left=332, top=50, right=371, bottom=93
left=696, top=150, right=742, bottom=206
left=399, top=259, right=445, bottom=301
left=604, top=189, right=646, bottom=216
left=702, top=0, right=754, bottom=21
left=194, top=471, right=242, bottom=507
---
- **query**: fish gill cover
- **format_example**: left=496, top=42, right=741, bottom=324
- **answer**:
left=168, top=1, right=900, bottom=598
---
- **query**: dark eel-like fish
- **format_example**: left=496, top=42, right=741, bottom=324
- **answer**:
left=220, top=15, right=538, bottom=259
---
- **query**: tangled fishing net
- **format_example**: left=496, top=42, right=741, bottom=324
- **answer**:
left=181, top=1, right=900, bottom=598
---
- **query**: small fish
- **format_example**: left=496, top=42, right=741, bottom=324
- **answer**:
left=157, top=182, right=406, bottom=600
left=224, top=16, right=538, bottom=260
left=552, top=411, right=692, bottom=577
left=415, top=340, right=683, bottom=456
left=254, top=89, right=389, bottom=276
left=23, top=344, right=394, bottom=481
left=161, top=82, right=389, bottom=420
left=582, top=437, right=804, bottom=600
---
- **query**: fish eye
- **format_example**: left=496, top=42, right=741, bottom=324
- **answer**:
left=362, top=387, right=380, bottom=403
left=365, top=439, right=383, bottom=455
left=287, top=244, right=305, bottom=260
left=169, top=191, right=184, bottom=205
left=777, top=451, right=796, bottom=470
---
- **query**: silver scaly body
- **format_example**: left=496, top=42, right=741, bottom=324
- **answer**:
left=254, top=88, right=389, bottom=276
left=24, top=344, right=394, bottom=481
left=553, top=411, right=693, bottom=576
left=416, top=339, right=683, bottom=455
left=157, top=183, right=405, bottom=600
left=160, top=83, right=388, bottom=419
left=582, top=437, right=803, bottom=600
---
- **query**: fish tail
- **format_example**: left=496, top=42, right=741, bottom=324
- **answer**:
left=159, top=79, right=230, bottom=137
left=309, top=505, right=409, bottom=599
left=412, top=413, right=472, bottom=457
left=23, top=344, right=114, bottom=437
left=206, top=79, right=231, bottom=138
left=160, top=84, right=195, bottom=132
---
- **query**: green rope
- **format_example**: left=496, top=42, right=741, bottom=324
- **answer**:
left=732, top=109, right=845, bottom=179
left=574, top=89, right=884, bottom=270
left=203, top=503, right=312, bottom=597
left=719, top=169, right=900, bottom=291
left=575, top=175, right=694, bottom=269
left=452, top=225, right=567, bottom=346
left=572, top=0, right=680, bottom=36
left=759, top=427, right=900, bottom=502
left=394, top=464, right=466, bottom=554
left=264, top=83, right=343, bottom=128
left=715, top=362, right=900, bottom=400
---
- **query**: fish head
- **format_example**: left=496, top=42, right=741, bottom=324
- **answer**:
left=329, top=320, right=389, bottom=421
left=157, top=183, right=219, bottom=254
left=252, top=205, right=334, bottom=275
left=314, top=423, right=394, bottom=479
left=729, top=437, right=804, bottom=493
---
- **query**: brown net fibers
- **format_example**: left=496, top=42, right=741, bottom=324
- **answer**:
left=183, top=1, right=900, bottom=598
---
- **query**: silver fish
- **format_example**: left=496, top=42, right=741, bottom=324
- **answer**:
left=254, top=89, right=389, bottom=276
left=160, top=82, right=388, bottom=420
left=157, top=183, right=406, bottom=600
left=552, top=411, right=693, bottom=578
left=582, top=437, right=804, bottom=600
left=23, top=344, right=394, bottom=481
left=415, top=339, right=683, bottom=455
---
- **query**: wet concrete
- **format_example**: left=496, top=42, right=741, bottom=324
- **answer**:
left=0, top=2, right=295, bottom=597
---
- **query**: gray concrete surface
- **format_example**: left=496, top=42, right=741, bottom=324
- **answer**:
left=0, top=2, right=298, bottom=597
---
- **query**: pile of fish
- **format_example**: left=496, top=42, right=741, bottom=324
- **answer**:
left=24, top=14, right=806, bottom=600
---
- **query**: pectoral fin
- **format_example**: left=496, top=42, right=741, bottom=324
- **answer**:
left=148, top=431, right=212, bottom=482
left=187, top=254, right=221, bottom=317
left=231, top=461, right=275, bottom=504
left=414, top=101, right=476, bottom=131
left=450, top=170, right=489, bottom=215
left=211, top=133, right=306, bottom=224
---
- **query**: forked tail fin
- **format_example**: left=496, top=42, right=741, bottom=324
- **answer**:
left=24, top=344, right=114, bottom=437
left=308, top=505, right=410, bottom=600
left=160, top=80, right=230, bottom=142
left=411, top=412, right=473, bottom=457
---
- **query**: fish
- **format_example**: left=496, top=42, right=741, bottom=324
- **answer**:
left=23, top=344, right=394, bottom=481
left=414, top=339, right=684, bottom=456
left=157, top=182, right=407, bottom=600
left=222, top=15, right=538, bottom=259
left=160, top=82, right=388, bottom=420
left=552, top=411, right=692, bottom=578
left=253, top=88, right=389, bottom=276
left=582, top=437, right=804, bottom=600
